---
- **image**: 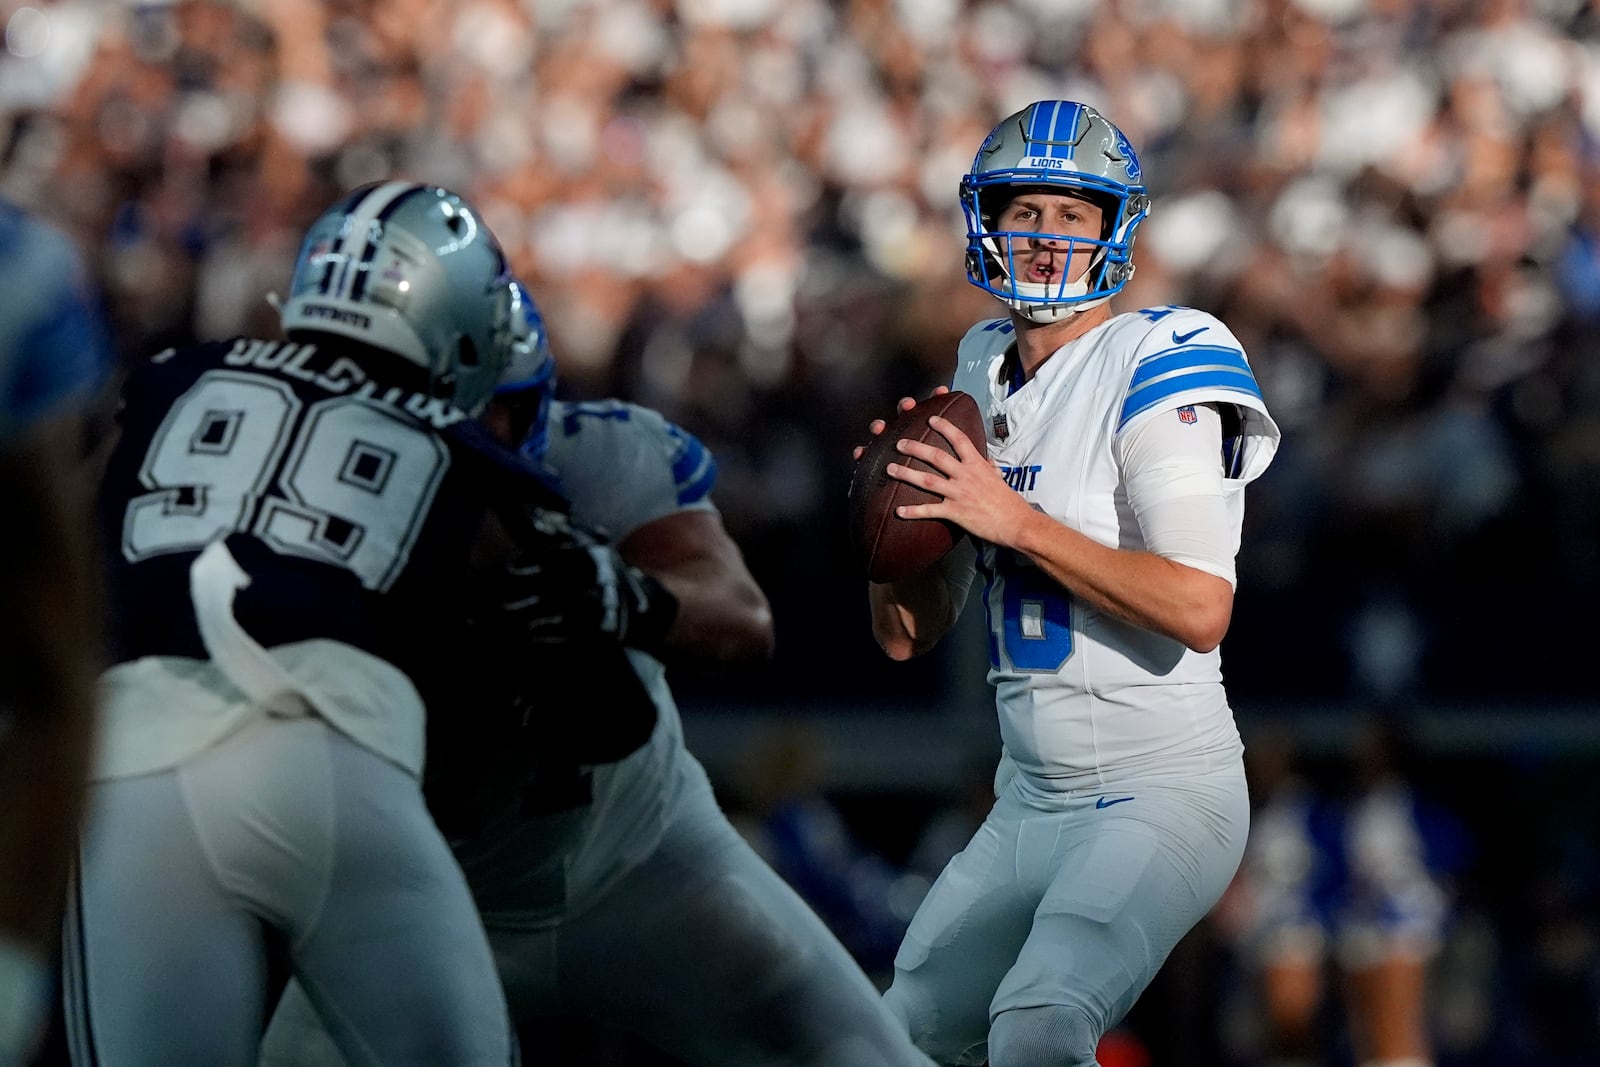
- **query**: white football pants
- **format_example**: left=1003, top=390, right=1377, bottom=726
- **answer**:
left=883, top=762, right=1249, bottom=1067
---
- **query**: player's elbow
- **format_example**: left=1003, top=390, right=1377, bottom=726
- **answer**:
left=733, top=599, right=777, bottom=661
left=695, top=580, right=775, bottom=662
left=1185, top=624, right=1227, bottom=656
left=1178, top=581, right=1234, bottom=654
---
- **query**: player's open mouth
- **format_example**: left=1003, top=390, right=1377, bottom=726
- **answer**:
left=1027, top=259, right=1059, bottom=283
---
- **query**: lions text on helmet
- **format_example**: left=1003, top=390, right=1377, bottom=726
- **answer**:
left=962, top=101, right=1150, bottom=323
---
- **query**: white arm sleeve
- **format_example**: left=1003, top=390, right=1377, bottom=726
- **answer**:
left=1117, top=403, right=1239, bottom=588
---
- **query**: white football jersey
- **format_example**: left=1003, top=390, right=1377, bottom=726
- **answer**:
left=464, top=398, right=718, bottom=924
left=950, top=305, right=1280, bottom=791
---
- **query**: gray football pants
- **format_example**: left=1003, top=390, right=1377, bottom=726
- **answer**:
left=63, top=715, right=512, bottom=1067
left=883, top=763, right=1249, bottom=1067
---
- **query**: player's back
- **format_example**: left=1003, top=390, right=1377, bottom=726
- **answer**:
left=95, top=334, right=553, bottom=778
left=105, top=337, right=497, bottom=656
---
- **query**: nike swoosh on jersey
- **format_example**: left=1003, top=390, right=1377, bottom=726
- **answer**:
left=1095, top=796, right=1136, bottom=809
left=1171, top=327, right=1209, bottom=344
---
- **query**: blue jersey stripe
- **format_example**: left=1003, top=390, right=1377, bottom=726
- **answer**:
left=676, top=454, right=718, bottom=506
left=667, top=424, right=702, bottom=483
left=1119, top=370, right=1264, bottom=429
left=1129, top=345, right=1252, bottom=390
left=668, top=425, right=717, bottom=504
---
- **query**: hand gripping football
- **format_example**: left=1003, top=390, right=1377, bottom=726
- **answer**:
left=848, top=390, right=987, bottom=583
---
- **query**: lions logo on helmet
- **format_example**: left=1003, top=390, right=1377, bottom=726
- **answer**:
left=281, top=181, right=517, bottom=416
left=493, top=279, right=558, bottom=459
left=961, top=101, right=1151, bottom=323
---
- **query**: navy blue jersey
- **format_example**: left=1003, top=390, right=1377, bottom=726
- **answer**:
left=96, top=336, right=562, bottom=671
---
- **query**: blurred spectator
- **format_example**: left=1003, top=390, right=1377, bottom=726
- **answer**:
left=1216, top=724, right=1343, bottom=1067
left=1219, top=717, right=1471, bottom=1067
left=1333, top=715, right=1470, bottom=1067
left=3, top=0, right=1596, bottom=705
left=7, top=2, right=1600, bottom=1053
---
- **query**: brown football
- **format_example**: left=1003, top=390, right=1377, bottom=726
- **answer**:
left=848, top=390, right=987, bottom=583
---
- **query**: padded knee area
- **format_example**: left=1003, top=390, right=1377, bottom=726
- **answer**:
left=882, top=982, right=986, bottom=1066
left=989, top=1004, right=1102, bottom=1067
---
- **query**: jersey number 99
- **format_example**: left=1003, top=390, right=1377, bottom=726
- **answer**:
left=122, top=370, right=449, bottom=592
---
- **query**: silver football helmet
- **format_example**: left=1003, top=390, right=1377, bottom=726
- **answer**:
left=962, top=101, right=1151, bottom=322
left=493, top=278, right=557, bottom=458
left=282, top=181, right=516, bottom=415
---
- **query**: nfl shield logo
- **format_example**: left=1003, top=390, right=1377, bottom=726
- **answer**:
left=1177, top=405, right=1197, bottom=424
left=992, top=413, right=1009, bottom=440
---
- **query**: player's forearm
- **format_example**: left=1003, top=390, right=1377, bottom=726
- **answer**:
left=869, top=571, right=958, bottom=661
left=651, top=555, right=775, bottom=663
left=1012, top=509, right=1233, bottom=653
left=618, top=511, right=775, bottom=664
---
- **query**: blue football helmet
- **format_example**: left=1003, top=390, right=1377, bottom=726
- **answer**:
left=281, top=181, right=517, bottom=416
left=494, top=278, right=557, bottom=458
left=961, top=101, right=1151, bottom=322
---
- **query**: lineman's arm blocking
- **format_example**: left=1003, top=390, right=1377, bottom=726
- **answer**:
left=619, top=509, right=774, bottom=664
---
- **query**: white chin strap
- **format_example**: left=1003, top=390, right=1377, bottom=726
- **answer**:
left=983, top=234, right=1111, bottom=323
left=1007, top=285, right=1112, bottom=323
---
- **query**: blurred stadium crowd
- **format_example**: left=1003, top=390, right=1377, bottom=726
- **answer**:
left=4, top=0, right=1600, bottom=1063
left=5, top=0, right=1600, bottom=705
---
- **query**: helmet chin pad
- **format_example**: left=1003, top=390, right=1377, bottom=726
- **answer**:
left=1010, top=292, right=1111, bottom=323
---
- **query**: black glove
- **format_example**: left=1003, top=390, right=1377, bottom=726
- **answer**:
left=498, top=508, right=680, bottom=655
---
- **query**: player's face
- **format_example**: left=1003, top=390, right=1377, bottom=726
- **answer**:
left=995, top=192, right=1104, bottom=289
